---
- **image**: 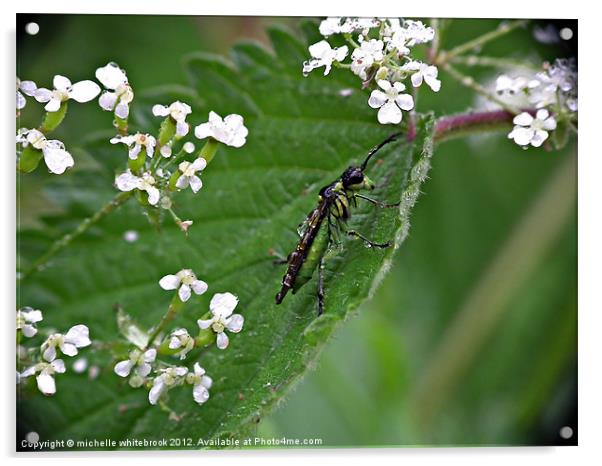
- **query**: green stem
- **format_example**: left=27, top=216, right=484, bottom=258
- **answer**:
left=450, top=54, right=541, bottom=72
left=199, top=138, right=220, bottom=165
left=146, top=294, right=186, bottom=349
left=442, top=63, right=521, bottom=114
left=437, top=19, right=529, bottom=65
left=18, top=190, right=134, bottom=281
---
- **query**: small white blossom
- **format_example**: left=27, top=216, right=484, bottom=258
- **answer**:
left=21, top=359, right=66, bottom=395
left=17, top=78, right=37, bottom=110
left=183, top=142, right=195, bottom=154
left=17, top=129, right=74, bottom=174
left=115, top=170, right=160, bottom=205
left=319, top=17, right=380, bottom=36
left=159, top=269, right=208, bottom=302
left=168, top=328, right=194, bottom=360
left=179, top=220, right=193, bottom=233
left=114, top=348, right=157, bottom=381
left=96, top=62, right=134, bottom=119
left=110, top=133, right=156, bottom=160
left=72, top=357, right=88, bottom=374
left=16, top=307, right=43, bottom=338
left=350, top=39, right=384, bottom=80
left=160, top=144, right=172, bottom=158
left=197, top=292, right=244, bottom=350
left=40, top=325, right=91, bottom=362
left=495, top=75, right=537, bottom=95
left=123, top=230, right=139, bottom=242
left=152, top=101, right=192, bottom=137
left=508, top=109, right=557, bottom=147
left=185, top=362, right=213, bottom=405
left=401, top=61, right=441, bottom=92
left=302, top=40, right=348, bottom=76
left=148, top=366, right=188, bottom=405
left=34, top=75, right=100, bottom=112
left=368, top=80, right=414, bottom=125
left=195, top=111, right=248, bottom=148
left=176, top=158, right=206, bottom=193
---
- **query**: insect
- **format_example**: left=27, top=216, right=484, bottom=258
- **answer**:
left=275, top=132, right=402, bottom=315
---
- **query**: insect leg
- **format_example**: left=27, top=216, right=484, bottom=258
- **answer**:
left=317, top=255, right=326, bottom=315
left=268, top=249, right=288, bottom=265
left=346, top=229, right=392, bottom=248
left=355, top=193, right=400, bottom=208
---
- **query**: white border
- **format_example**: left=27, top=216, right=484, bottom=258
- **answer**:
left=3, top=1, right=599, bottom=465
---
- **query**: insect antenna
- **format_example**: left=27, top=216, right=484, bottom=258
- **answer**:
left=361, top=132, right=403, bottom=170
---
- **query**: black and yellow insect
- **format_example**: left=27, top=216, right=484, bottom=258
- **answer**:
left=275, top=132, right=402, bottom=315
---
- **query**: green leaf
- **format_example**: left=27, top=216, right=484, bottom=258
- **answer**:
left=18, top=146, right=44, bottom=173
left=17, top=26, right=435, bottom=447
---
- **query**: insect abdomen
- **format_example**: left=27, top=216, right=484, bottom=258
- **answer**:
left=292, top=222, right=330, bottom=293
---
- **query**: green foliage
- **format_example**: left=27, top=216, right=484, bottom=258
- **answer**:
left=17, top=25, right=435, bottom=447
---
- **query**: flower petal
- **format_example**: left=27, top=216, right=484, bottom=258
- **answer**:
left=193, top=384, right=210, bottom=404
left=152, top=104, right=169, bottom=117
left=64, top=324, right=91, bottom=347
left=36, top=373, right=56, bottom=395
left=60, top=342, right=78, bottom=357
left=145, top=186, right=160, bottom=206
left=144, top=349, right=157, bottom=362
left=115, top=102, right=130, bottom=119
left=53, top=75, right=71, bottom=91
left=115, top=171, right=141, bottom=192
left=179, top=284, right=191, bottom=302
left=189, top=176, right=203, bottom=193
left=43, top=345, right=56, bottom=362
left=198, top=318, right=213, bottom=330
left=159, top=274, right=180, bottom=290
left=69, top=80, right=101, bottom=102
left=395, top=93, right=415, bottom=111
left=43, top=147, right=74, bottom=174
left=377, top=101, right=402, bottom=124
left=148, top=377, right=165, bottom=405
left=44, top=98, right=62, bottom=113
left=191, top=279, right=208, bottom=295
left=137, top=363, right=152, bottom=377
left=99, top=91, right=118, bottom=111
left=210, top=292, right=238, bottom=316
left=368, top=90, right=387, bottom=109
left=226, top=314, right=244, bottom=333
left=513, top=112, right=533, bottom=126
left=96, top=63, right=127, bottom=89
left=114, top=360, right=134, bottom=377
left=531, top=130, right=549, bottom=147
left=51, top=359, right=66, bottom=373
left=34, top=88, right=52, bottom=103
left=216, top=331, right=229, bottom=350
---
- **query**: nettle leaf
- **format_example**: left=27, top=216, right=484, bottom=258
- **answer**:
left=17, top=25, right=435, bottom=448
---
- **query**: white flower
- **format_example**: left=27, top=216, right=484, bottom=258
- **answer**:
left=385, top=19, right=434, bottom=54
left=72, top=358, right=88, bottom=374
left=495, top=75, right=535, bottom=95
left=152, top=101, right=192, bottom=137
left=195, top=111, right=248, bottom=148
left=176, top=158, right=206, bottom=193
left=110, top=133, right=156, bottom=160
left=148, top=366, right=188, bottom=405
left=40, top=324, right=91, bottom=362
left=115, top=170, right=160, bottom=206
left=318, top=17, right=379, bottom=36
left=96, top=62, right=134, bottom=119
left=401, top=61, right=441, bottom=92
left=401, top=20, right=435, bottom=46
left=368, top=80, right=414, bottom=125
left=16, top=307, right=43, bottom=338
left=16, top=129, right=74, bottom=174
left=17, top=78, right=37, bottom=110
left=34, top=75, right=100, bottom=112
left=185, top=362, right=213, bottom=405
left=197, top=292, right=244, bottom=350
left=302, top=40, right=348, bottom=76
left=350, top=39, right=384, bottom=80
left=21, top=359, right=66, bottom=395
left=114, top=348, right=157, bottom=379
left=168, top=328, right=194, bottom=360
left=159, top=269, right=208, bottom=302
left=508, top=109, right=557, bottom=147
left=183, top=142, right=195, bottom=154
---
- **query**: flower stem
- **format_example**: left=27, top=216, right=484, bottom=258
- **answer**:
left=18, top=190, right=134, bottom=282
left=432, top=109, right=518, bottom=143
left=450, top=54, right=541, bottom=72
left=442, top=63, right=521, bottom=114
left=146, top=294, right=186, bottom=350
left=437, top=19, right=529, bottom=65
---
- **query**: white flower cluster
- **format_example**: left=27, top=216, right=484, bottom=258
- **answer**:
left=17, top=307, right=91, bottom=396
left=303, top=17, right=441, bottom=125
left=113, top=269, right=244, bottom=408
left=497, top=58, right=577, bottom=148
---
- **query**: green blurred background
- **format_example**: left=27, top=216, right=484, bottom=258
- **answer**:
left=17, top=15, right=577, bottom=446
